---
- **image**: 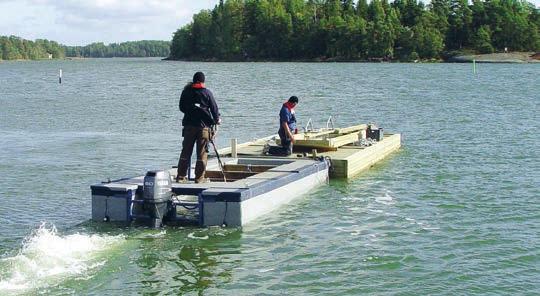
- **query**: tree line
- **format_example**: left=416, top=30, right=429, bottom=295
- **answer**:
left=65, top=40, right=170, bottom=58
left=0, top=36, right=65, bottom=60
left=169, top=0, right=540, bottom=61
left=0, top=36, right=170, bottom=60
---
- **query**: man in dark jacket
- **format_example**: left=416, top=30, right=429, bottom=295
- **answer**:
left=176, top=72, right=220, bottom=183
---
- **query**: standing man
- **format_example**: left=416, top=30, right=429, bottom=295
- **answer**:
left=269, top=96, right=298, bottom=156
left=176, top=72, right=220, bottom=183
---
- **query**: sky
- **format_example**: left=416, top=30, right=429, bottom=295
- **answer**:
left=0, top=0, right=539, bottom=46
left=0, top=0, right=218, bottom=45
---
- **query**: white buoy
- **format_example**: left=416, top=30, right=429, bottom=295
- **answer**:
left=59, top=69, right=62, bottom=84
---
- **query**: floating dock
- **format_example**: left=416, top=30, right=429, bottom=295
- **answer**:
left=91, top=124, right=401, bottom=227
left=217, top=124, right=401, bottom=178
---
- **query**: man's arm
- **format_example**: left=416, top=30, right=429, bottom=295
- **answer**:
left=179, top=89, right=188, bottom=113
left=207, top=90, right=220, bottom=124
left=281, top=121, right=295, bottom=143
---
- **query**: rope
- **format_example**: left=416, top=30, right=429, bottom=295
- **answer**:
left=153, top=203, right=162, bottom=226
left=103, top=198, right=109, bottom=222
left=221, top=201, right=229, bottom=227
left=180, top=204, right=199, bottom=210
left=171, top=195, right=199, bottom=210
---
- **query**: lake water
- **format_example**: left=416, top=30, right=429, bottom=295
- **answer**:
left=0, top=58, right=538, bottom=295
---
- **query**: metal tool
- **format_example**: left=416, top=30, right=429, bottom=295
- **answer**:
left=210, top=125, right=227, bottom=182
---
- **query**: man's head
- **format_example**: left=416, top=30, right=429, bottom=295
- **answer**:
left=288, top=96, right=299, bottom=106
left=193, top=72, right=205, bottom=83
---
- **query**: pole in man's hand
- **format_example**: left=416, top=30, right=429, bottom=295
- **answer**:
left=210, top=125, right=227, bottom=182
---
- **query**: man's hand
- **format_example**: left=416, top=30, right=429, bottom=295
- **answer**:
left=289, top=132, right=296, bottom=144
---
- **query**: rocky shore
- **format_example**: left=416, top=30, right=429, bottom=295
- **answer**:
left=447, top=52, right=540, bottom=63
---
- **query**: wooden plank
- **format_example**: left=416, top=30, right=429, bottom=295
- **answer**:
left=206, top=170, right=258, bottom=181
left=328, top=159, right=348, bottom=178
left=344, top=134, right=401, bottom=178
left=217, top=135, right=275, bottom=155
left=293, top=146, right=338, bottom=153
left=323, top=133, right=401, bottom=178
left=302, top=129, right=335, bottom=139
left=289, top=139, right=331, bottom=148
left=276, top=125, right=364, bottom=149
left=332, top=124, right=367, bottom=135
left=289, top=132, right=358, bottom=149
left=328, top=133, right=359, bottom=147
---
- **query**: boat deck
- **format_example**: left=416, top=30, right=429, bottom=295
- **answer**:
left=90, top=123, right=401, bottom=227
left=91, top=157, right=329, bottom=226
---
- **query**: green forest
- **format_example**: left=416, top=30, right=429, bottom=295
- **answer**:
left=0, top=36, right=170, bottom=60
left=0, top=36, right=65, bottom=60
left=169, top=0, right=540, bottom=61
left=65, top=40, right=170, bottom=58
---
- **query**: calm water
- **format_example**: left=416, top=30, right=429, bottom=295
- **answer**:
left=0, top=58, right=538, bottom=295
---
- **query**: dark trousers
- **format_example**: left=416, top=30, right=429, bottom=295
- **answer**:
left=177, top=126, right=210, bottom=182
left=269, top=129, right=293, bottom=156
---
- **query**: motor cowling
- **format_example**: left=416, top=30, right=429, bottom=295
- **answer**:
left=133, top=170, right=172, bottom=227
left=143, top=170, right=172, bottom=202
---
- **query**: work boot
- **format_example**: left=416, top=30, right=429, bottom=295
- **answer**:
left=262, top=143, right=270, bottom=155
left=195, top=177, right=210, bottom=184
left=175, top=176, right=188, bottom=183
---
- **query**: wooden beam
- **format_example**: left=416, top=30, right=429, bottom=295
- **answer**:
left=206, top=170, right=258, bottom=180
left=216, top=135, right=275, bottom=155
left=302, top=129, right=335, bottom=139
left=332, top=124, right=367, bottom=135
left=289, top=132, right=359, bottom=149
left=328, top=132, right=359, bottom=147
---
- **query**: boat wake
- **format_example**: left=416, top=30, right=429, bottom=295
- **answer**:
left=0, top=222, right=124, bottom=294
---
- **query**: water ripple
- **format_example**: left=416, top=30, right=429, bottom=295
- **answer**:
left=0, top=60, right=538, bottom=295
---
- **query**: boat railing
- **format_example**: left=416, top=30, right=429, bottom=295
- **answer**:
left=326, top=116, right=334, bottom=129
left=304, top=118, right=314, bottom=132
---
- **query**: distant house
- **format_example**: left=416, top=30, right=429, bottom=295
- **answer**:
left=47, top=53, right=53, bottom=59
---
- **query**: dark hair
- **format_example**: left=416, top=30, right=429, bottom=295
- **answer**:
left=288, top=96, right=299, bottom=103
left=193, top=72, right=205, bottom=83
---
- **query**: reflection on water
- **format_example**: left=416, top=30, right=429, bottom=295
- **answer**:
left=131, top=228, right=242, bottom=294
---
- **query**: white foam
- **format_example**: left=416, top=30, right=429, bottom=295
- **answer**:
left=187, top=232, right=209, bottom=240
left=141, top=230, right=167, bottom=238
left=374, top=192, right=395, bottom=205
left=0, top=222, right=124, bottom=294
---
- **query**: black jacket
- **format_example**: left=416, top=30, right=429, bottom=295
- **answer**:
left=179, top=84, right=220, bottom=128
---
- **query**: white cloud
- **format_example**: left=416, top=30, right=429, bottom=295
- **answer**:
left=0, top=0, right=218, bottom=45
left=1, top=0, right=539, bottom=45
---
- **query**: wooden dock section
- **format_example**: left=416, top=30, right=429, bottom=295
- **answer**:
left=320, top=134, right=401, bottom=178
left=217, top=125, right=401, bottom=179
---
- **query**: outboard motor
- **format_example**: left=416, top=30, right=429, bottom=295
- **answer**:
left=133, top=170, right=172, bottom=227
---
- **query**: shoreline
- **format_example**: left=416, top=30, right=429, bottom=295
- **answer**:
left=0, top=56, right=167, bottom=62
left=2, top=52, right=538, bottom=63
left=446, top=52, right=539, bottom=63
left=161, top=56, right=436, bottom=63
left=163, top=52, right=540, bottom=63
